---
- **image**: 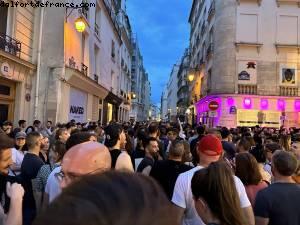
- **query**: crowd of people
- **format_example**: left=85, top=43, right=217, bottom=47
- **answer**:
left=0, top=118, right=299, bottom=225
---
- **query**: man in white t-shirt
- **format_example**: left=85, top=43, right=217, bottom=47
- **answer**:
left=172, top=135, right=255, bottom=225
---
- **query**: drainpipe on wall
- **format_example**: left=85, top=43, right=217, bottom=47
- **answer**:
left=34, top=1, right=45, bottom=120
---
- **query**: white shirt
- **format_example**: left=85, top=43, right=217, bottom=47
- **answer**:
left=172, top=166, right=251, bottom=225
left=9, top=148, right=25, bottom=176
left=45, top=166, right=62, bottom=203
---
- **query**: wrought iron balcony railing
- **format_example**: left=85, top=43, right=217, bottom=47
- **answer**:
left=206, top=44, right=214, bottom=58
left=69, top=57, right=76, bottom=69
left=0, top=33, right=22, bottom=57
left=94, top=74, right=99, bottom=83
left=200, top=57, right=205, bottom=65
left=81, top=63, right=88, bottom=76
left=200, top=24, right=206, bottom=36
left=208, top=2, right=215, bottom=21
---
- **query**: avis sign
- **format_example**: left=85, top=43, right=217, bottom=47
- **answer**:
left=69, top=88, right=87, bottom=122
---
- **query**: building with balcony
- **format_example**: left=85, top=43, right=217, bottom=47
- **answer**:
left=116, top=1, right=133, bottom=123
left=167, top=64, right=179, bottom=122
left=0, top=4, right=37, bottom=125
left=144, top=75, right=151, bottom=120
left=149, top=103, right=160, bottom=121
left=189, top=0, right=300, bottom=128
left=130, top=35, right=151, bottom=121
left=33, top=0, right=138, bottom=125
left=177, top=48, right=191, bottom=122
left=160, top=86, right=168, bottom=122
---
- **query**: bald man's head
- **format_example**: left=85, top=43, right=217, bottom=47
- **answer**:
left=61, top=142, right=111, bottom=188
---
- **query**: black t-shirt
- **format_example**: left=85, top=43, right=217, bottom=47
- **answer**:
left=150, top=160, right=193, bottom=200
left=21, top=153, right=44, bottom=210
left=110, top=149, right=122, bottom=169
left=137, top=156, right=154, bottom=173
left=39, top=152, right=49, bottom=164
left=133, top=148, right=145, bottom=159
left=254, top=183, right=300, bottom=225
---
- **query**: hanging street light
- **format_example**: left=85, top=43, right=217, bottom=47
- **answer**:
left=131, top=93, right=136, bottom=99
left=188, top=73, right=195, bottom=82
left=75, top=17, right=86, bottom=32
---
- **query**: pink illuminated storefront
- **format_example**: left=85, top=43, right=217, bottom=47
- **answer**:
left=195, top=95, right=300, bottom=128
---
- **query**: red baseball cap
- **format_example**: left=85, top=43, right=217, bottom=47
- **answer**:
left=198, top=135, right=223, bottom=156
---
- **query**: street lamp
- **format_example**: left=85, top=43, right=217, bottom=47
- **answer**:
left=74, top=17, right=86, bottom=32
left=185, top=108, right=191, bottom=115
left=66, top=1, right=88, bottom=33
left=188, top=73, right=195, bottom=82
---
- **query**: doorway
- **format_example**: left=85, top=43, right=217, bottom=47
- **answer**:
left=0, top=100, right=13, bottom=124
left=0, top=77, right=15, bottom=124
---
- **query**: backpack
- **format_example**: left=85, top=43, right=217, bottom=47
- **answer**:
left=25, top=126, right=35, bottom=134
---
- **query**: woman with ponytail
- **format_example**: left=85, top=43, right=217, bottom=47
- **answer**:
left=191, top=161, right=246, bottom=225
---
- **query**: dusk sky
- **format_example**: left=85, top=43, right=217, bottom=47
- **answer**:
left=127, top=0, right=192, bottom=105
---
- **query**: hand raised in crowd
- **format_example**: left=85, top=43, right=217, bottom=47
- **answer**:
left=6, top=182, right=24, bottom=201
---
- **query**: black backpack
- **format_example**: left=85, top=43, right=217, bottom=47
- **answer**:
left=25, top=126, right=35, bottom=134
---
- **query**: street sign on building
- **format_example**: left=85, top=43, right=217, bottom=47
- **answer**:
left=229, top=106, right=237, bottom=114
left=209, top=111, right=218, bottom=118
left=208, top=101, right=219, bottom=111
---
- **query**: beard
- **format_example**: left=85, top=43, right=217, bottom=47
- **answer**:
left=40, top=143, right=45, bottom=150
left=151, top=151, right=159, bottom=160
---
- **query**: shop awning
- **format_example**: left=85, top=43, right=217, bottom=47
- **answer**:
left=105, top=91, right=123, bottom=106
left=65, top=66, right=108, bottom=98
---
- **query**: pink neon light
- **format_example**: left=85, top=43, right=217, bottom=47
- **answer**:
left=295, top=100, right=300, bottom=111
left=260, top=99, right=268, bottom=110
left=227, top=97, right=234, bottom=106
left=243, top=98, right=252, bottom=109
left=277, top=99, right=286, bottom=110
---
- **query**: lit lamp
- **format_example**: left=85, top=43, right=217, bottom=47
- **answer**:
left=260, top=99, right=269, bottom=110
left=277, top=99, right=286, bottom=111
left=243, top=98, right=252, bottom=109
left=131, top=93, right=136, bottom=99
left=75, top=17, right=86, bottom=32
left=295, top=99, right=300, bottom=111
left=185, top=108, right=191, bottom=114
left=187, top=72, right=195, bottom=82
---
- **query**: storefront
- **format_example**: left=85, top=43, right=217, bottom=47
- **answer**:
left=68, top=87, right=87, bottom=123
left=102, top=91, right=123, bottom=125
left=0, top=55, right=35, bottom=125
left=51, top=67, right=109, bottom=124
left=195, top=95, right=300, bottom=128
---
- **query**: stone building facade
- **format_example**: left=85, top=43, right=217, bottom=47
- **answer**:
left=189, top=0, right=300, bottom=128
left=0, top=0, right=140, bottom=126
left=130, top=36, right=151, bottom=122
left=0, top=2, right=37, bottom=125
